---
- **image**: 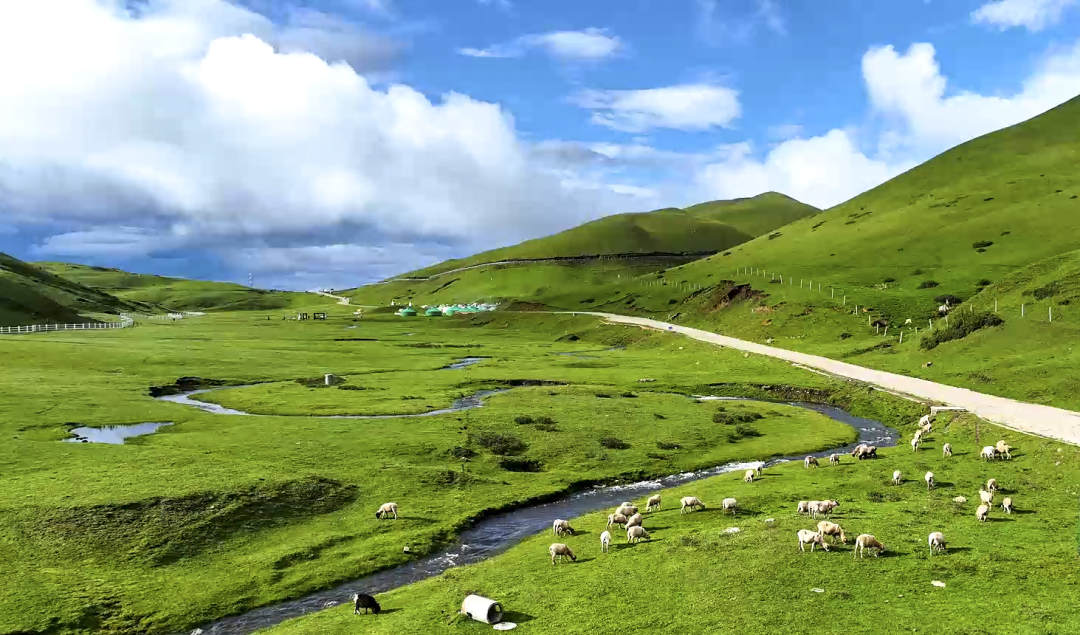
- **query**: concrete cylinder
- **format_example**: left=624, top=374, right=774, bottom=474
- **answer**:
left=460, top=595, right=503, bottom=624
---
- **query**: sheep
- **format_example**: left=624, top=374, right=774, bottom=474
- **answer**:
left=922, top=422, right=934, bottom=434
left=797, top=529, right=829, bottom=552
left=976, top=504, right=990, bottom=522
left=817, top=520, right=847, bottom=544
left=986, top=478, right=998, bottom=493
left=374, top=502, right=398, bottom=520
left=928, top=531, right=947, bottom=556
left=627, top=526, right=651, bottom=543
left=852, top=444, right=878, bottom=460
left=918, top=413, right=933, bottom=428
left=829, top=453, right=841, bottom=465
left=981, top=446, right=997, bottom=461
left=646, top=494, right=662, bottom=512
left=607, top=513, right=628, bottom=528
left=910, top=436, right=921, bottom=452
left=549, top=543, right=577, bottom=564
left=755, top=464, right=763, bottom=477
left=850, top=443, right=868, bottom=457
left=552, top=519, right=576, bottom=536
left=680, top=496, right=705, bottom=513
left=600, top=530, right=611, bottom=553
left=804, top=455, right=819, bottom=468
left=995, top=440, right=1012, bottom=460
left=809, top=500, right=839, bottom=519
left=353, top=593, right=381, bottom=615
left=925, top=471, right=935, bottom=490
left=744, top=469, right=755, bottom=483
left=616, top=503, right=638, bottom=517
left=1001, top=497, right=1013, bottom=514
left=625, top=513, right=643, bottom=529
left=722, top=497, right=738, bottom=515
left=853, top=534, right=885, bottom=558
left=797, top=500, right=810, bottom=515
left=979, top=489, right=994, bottom=507
left=893, top=470, right=902, bottom=486
left=904, top=318, right=913, bottom=325
left=942, top=443, right=952, bottom=458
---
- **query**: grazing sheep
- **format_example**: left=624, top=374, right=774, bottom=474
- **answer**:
left=979, top=489, right=994, bottom=507
left=987, top=478, right=998, bottom=493
left=922, top=422, right=933, bottom=434
left=809, top=500, right=839, bottom=519
left=755, top=464, right=763, bottom=477
left=552, top=519, right=576, bottom=536
left=374, top=502, right=398, bottom=520
left=625, top=513, right=643, bottom=529
left=1001, top=497, right=1013, bottom=514
left=680, top=496, right=705, bottom=513
left=353, top=593, right=381, bottom=615
left=722, top=497, right=738, bottom=515
left=853, top=534, right=885, bottom=558
left=928, top=531, right=947, bottom=556
left=981, top=446, right=997, bottom=461
left=918, top=414, right=933, bottom=428
left=646, top=494, right=662, bottom=512
left=924, top=471, right=934, bottom=490
left=600, top=530, right=611, bottom=553
left=549, top=543, right=577, bottom=564
left=627, top=526, right=651, bottom=543
left=607, top=513, right=628, bottom=528
left=893, top=470, right=902, bottom=486
left=976, top=504, right=990, bottom=522
left=942, top=443, right=952, bottom=458
left=852, top=444, right=878, bottom=460
left=953, top=496, right=968, bottom=503
left=995, top=440, right=1012, bottom=460
left=817, top=520, right=847, bottom=544
left=829, top=453, right=841, bottom=465
left=850, top=444, right=868, bottom=457
left=805, top=455, right=819, bottom=468
left=910, top=436, right=921, bottom=453
left=744, top=469, right=755, bottom=483
left=797, top=500, right=810, bottom=515
left=797, top=529, right=829, bottom=552
left=616, top=503, right=638, bottom=517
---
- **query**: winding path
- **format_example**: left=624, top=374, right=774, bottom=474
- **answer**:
left=583, top=312, right=1080, bottom=446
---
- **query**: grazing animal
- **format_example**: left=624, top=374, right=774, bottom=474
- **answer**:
left=808, top=500, right=839, bottom=519
left=646, top=494, right=662, bottom=512
left=744, top=469, right=755, bottom=483
left=981, top=446, right=997, bottom=461
left=549, top=543, right=576, bottom=564
left=607, top=513, right=628, bottom=528
left=979, top=489, right=994, bottom=507
left=680, top=496, right=705, bottom=513
left=353, top=593, right=381, bottom=615
left=852, top=444, right=878, bottom=460
left=986, top=478, right=998, bottom=493
left=797, top=500, right=810, bottom=515
left=755, top=464, right=763, bottom=477
left=1001, top=497, right=1013, bottom=514
left=797, top=529, right=829, bottom=552
left=910, top=436, right=921, bottom=452
left=722, top=497, right=738, bottom=515
left=918, top=414, right=933, bottom=428
left=829, top=453, right=841, bottom=465
left=976, top=504, right=990, bottom=522
left=904, top=318, right=913, bottom=325
left=892, top=470, right=902, bottom=486
left=804, top=455, right=819, bottom=468
left=627, top=526, right=650, bottom=543
left=928, top=531, right=947, bottom=556
left=552, top=519, right=575, bottom=536
left=616, top=503, right=638, bottom=517
left=953, top=496, right=967, bottom=503
left=374, top=502, right=398, bottom=520
left=942, top=443, right=952, bottom=458
left=925, top=471, right=934, bottom=490
left=817, top=520, right=847, bottom=544
left=995, top=440, right=1012, bottom=460
left=625, top=513, right=643, bottom=529
left=853, top=534, right=885, bottom=558
left=600, top=530, right=611, bottom=553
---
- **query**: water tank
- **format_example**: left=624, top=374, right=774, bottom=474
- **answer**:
left=460, top=594, right=503, bottom=624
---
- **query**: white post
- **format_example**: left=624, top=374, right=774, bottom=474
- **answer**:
left=884, top=326, right=888, bottom=337
left=929, top=318, right=933, bottom=329
left=899, top=330, right=903, bottom=344
left=843, top=295, right=846, bottom=306
left=831, top=287, right=834, bottom=298
left=1021, top=303, right=1025, bottom=317
left=868, top=315, right=872, bottom=326
left=994, top=298, right=998, bottom=312
left=1049, top=306, right=1053, bottom=322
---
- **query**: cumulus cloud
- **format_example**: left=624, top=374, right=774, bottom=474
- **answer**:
left=972, top=0, right=1077, bottom=31
left=572, top=83, right=741, bottom=132
left=458, top=28, right=621, bottom=61
left=32, top=227, right=179, bottom=259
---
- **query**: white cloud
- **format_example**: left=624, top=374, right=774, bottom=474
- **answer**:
left=766, top=123, right=804, bottom=140
left=696, top=0, right=786, bottom=45
left=476, top=0, right=513, bottom=10
left=32, top=227, right=178, bottom=259
left=972, top=0, right=1077, bottom=31
left=572, top=83, right=741, bottom=132
left=458, top=28, right=621, bottom=61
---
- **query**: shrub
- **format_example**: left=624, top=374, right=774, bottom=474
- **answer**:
left=920, top=311, right=1005, bottom=350
left=917, top=280, right=940, bottom=289
left=934, top=294, right=963, bottom=306
left=883, top=277, right=896, bottom=283
left=471, top=432, right=527, bottom=456
left=839, top=332, right=852, bottom=340
left=513, top=415, right=534, bottom=425
left=595, top=393, right=612, bottom=399
left=653, top=413, right=667, bottom=420
left=1031, top=281, right=1061, bottom=300
left=656, top=441, right=681, bottom=450
left=600, top=437, right=631, bottom=450
left=447, top=446, right=477, bottom=459
left=499, top=458, right=543, bottom=472
left=621, top=391, right=638, bottom=398
left=295, top=376, right=345, bottom=388
left=972, top=240, right=994, bottom=249
left=713, top=411, right=764, bottom=425
left=534, top=416, right=559, bottom=432
left=734, top=424, right=762, bottom=438
left=337, top=385, right=367, bottom=391
left=976, top=278, right=992, bottom=287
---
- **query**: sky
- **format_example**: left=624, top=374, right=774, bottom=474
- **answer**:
left=2, top=0, right=1080, bottom=290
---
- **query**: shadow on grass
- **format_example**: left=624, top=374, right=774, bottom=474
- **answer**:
left=376, top=608, right=404, bottom=615
left=500, top=611, right=536, bottom=624
left=988, top=516, right=1015, bottom=523
left=944, top=546, right=973, bottom=553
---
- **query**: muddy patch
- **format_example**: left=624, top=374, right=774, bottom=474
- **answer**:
left=148, top=377, right=226, bottom=398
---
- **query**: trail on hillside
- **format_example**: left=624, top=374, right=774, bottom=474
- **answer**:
left=582, top=312, right=1080, bottom=446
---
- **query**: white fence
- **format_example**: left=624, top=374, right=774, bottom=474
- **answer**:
left=0, top=314, right=134, bottom=335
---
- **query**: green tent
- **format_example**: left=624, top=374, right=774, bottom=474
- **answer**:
left=398, top=307, right=417, bottom=317
left=425, top=308, right=442, bottom=316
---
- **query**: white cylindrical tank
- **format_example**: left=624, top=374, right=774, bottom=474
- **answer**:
left=324, top=373, right=336, bottom=386
left=461, top=594, right=503, bottom=624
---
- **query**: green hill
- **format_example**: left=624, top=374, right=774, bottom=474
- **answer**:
left=0, top=253, right=149, bottom=326
left=36, top=262, right=303, bottom=312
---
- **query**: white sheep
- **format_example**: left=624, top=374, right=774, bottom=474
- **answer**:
left=851, top=444, right=878, bottom=460
left=829, top=453, right=841, bottom=465
left=853, top=534, right=885, bottom=558
left=552, top=519, right=576, bottom=536
left=797, top=529, right=829, bottom=552
left=979, top=489, right=994, bottom=507
left=910, top=436, right=920, bottom=452
left=797, top=500, right=809, bottom=515
left=374, top=502, right=398, bottom=520
left=646, top=494, right=662, bottom=512
left=809, top=500, right=839, bottom=519
left=981, top=446, right=997, bottom=461
left=744, top=469, right=755, bottom=483
left=616, top=503, right=639, bottom=517
left=995, top=440, right=1012, bottom=460
left=607, top=512, right=628, bottom=528
left=892, top=469, right=902, bottom=486
left=928, top=531, right=947, bottom=555
left=627, top=526, right=650, bottom=543
left=549, top=543, right=576, bottom=564
left=722, top=497, right=737, bottom=515
left=755, top=464, right=763, bottom=477
left=600, top=530, right=611, bottom=553
left=942, top=443, right=952, bottom=458
left=625, top=513, right=643, bottom=529
left=976, top=504, right=990, bottom=522
left=817, top=520, right=847, bottom=544
left=1001, top=497, right=1013, bottom=514
left=804, top=455, right=819, bottom=468
left=925, top=471, right=934, bottom=490
left=986, top=478, right=998, bottom=493
left=680, top=496, right=705, bottom=513
left=918, top=414, right=933, bottom=428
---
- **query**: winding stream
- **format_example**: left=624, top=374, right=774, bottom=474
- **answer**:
left=186, top=396, right=895, bottom=634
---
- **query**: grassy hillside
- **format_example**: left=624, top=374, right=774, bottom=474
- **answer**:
left=0, top=253, right=148, bottom=326
left=37, top=262, right=304, bottom=312
left=404, top=192, right=818, bottom=278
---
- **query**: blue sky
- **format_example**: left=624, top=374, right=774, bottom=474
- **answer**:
left=2, top=0, right=1080, bottom=289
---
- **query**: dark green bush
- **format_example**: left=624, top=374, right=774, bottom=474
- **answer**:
left=934, top=294, right=963, bottom=305
left=513, top=415, right=534, bottom=425
left=600, top=437, right=631, bottom=450
left=448, top=446, right=476, bottom=459
left=712, top=411, right=764, bottom=425
left=1031, top=281, right=1061, bottom=300
left=972, top=240, right=994, bottom=249
left=734, top=424, right=762, bottom=438
left=470, top=432, right=527, bottom=456
left=499, top=458, right=543, bottom=472
left=656, top=441, right=681, bottom=450
left=917, top=280, right=940, bottom=289
left=920, top=311, right=1004, bottom=350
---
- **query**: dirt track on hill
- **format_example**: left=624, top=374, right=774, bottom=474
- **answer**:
left=585, top=312, right=1080, bottom=446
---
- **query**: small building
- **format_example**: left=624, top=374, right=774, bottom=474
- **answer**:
left=313, top=312, right=327, bottom=320
left=397, top=307, right=417, bottom=317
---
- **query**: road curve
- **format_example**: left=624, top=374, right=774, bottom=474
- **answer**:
left=583, top=312, right=1080, bottom=446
